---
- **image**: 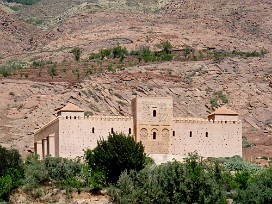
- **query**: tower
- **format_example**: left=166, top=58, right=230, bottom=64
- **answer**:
left=131, top=97, right=173, bottom=154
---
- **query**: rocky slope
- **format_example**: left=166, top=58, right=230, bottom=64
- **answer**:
left=0, top=8, right=42, bottom=58
left=0, top=0, right=271, bottom=160
left=1, top=55, right=272, bottom=159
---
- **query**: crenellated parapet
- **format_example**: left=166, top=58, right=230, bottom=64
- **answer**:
left=59, top=115, right=133, bottom=121
left=173, top=118, right=241, bottom=124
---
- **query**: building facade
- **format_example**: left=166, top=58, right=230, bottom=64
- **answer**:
left=34, top=97, right=242, bottom=163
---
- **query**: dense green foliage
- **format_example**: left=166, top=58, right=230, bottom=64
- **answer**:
left=22, top=154, right=103, bottom=191
left=109, top=153, right=228, bottom=204
left=234, top=167, right=272, bottom=203
left=0, top=145, right=22, bottom=177
left=85, top=132, right=146, bottom=184
left=6, top=0, right=40, bottom=5
left=0, top=145, right=22, bottom=201
left=0, top=142, right=272, bottom=203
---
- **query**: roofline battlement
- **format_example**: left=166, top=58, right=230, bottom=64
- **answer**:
left=59, top=115, right=133, bottom=121
left=173, top=118, right=241, bottom=124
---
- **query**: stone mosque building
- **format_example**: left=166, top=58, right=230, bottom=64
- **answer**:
left=34, top=97, right=242, bottom=163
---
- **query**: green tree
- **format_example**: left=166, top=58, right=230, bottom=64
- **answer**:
left=234, top=167, right=272, bottom=204
left=0, top=145, right=22, bottom=201
left=85, top=132, right=146, bottom=184
left=109, top=153, right=227, bottom=204
left=0, top=145, right=22, bottom=177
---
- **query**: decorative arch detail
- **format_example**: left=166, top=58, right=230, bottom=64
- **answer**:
left=140, top=128, right=148, bottom=140
left=162, top=128, right=169, bottom=140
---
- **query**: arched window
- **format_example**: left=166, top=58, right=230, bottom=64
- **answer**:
left=111, top=128, right=114, bottom=134
left=70, top=116, right=71, bottom=119
left=206, top=132, right=208, bottom=137
left=153, top=132, right=156, bottom=140
left=190, top=131, right=192, bottom=137
left=66, top=116, right=68, bottom=119
left=74, top=116, right=77, bottom=119
left=173, top=131, right=175, bottom=136
left=153, top=110, right=157, bottom=117
left=129, top=128, right=131, bottom=134
left=92, top=127, right=95, bottom=133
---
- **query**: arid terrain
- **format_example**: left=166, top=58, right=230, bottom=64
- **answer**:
left=0, top=0, right=272, bottom=162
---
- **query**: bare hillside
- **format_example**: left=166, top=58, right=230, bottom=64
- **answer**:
left=0, top=0, right=271, bottom=160
left=0, top=9, right=42, bottom=58
left=0, top=56, right=272, bottom=160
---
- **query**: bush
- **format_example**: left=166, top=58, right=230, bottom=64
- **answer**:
left=0, top=168, right=22, bottom=201
left=23, top=155, right=84, bottom=190
left=242, top=137, right=255, bottom=148
left=210, top=91, right=228, bottom=109
left=157, top=40, right=173, bottom=54
left=112, top=45, right=128, bottom=59
left=0, top=145, right=22, bottom=177
left=234, top=167, right=272, bottom=203
left=25, top=18, right=44, bottom=26
left=6, top=0, right=40, bottom=5
left=23, top=154, right=49, bottom=190
left=0, top=66, right=12, bottom=77
left=71, top=47, right=81, bottom=62
left=85, top=132, right=146, bottom=184
left=0, top=145, right=22, bottom=201
left=48, top=64, right=57, bottom=78
left=109, top=153, right=227, bottom=204
left=89, top=52, right=101, bottom=60
left=100, top=48, right=112, bottom=59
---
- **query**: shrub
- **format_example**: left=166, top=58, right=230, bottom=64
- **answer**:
left=0, top=173, right=13, bottom=201
left=23, top=154, right=86, bottom=190
left=109, top=153, right=227, bottom=204
left=182, top=46, right=194, bottom=57
left=211, top=50, right=226, bottom=62
left=0, top=66, right=12, bottom=77
left=89, top=53, right=101, bottom=60
left=23, top=154, right=49, bottom=190
left=7, top=0, right=40, bottom=5
left=210, top=91, right=228, bottom=109
left=217, top=156, right=262, bottom=172
left=48, top=65, right=57, bottom=78
left=0, top=145, right=22, bottom=201
left=234, top=167, right=272, bottom=203
left=0, top=168, right=22, bottom=201
left=157, top=40, right=173, bottom=54
left=242, top=137, right=255, bottom=148
left=25, top=18, right=44, bottom=26
left=112, top=45, right=128, bottom=59
left=85, top=132, right=146, bottom=184
left=160, top=53, right=173, bottom=61
left=71, top=47, right=81, bottom=62
left=100, top=48, right=112, bottom=59
left=0, top=145, right=22, bottom=177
